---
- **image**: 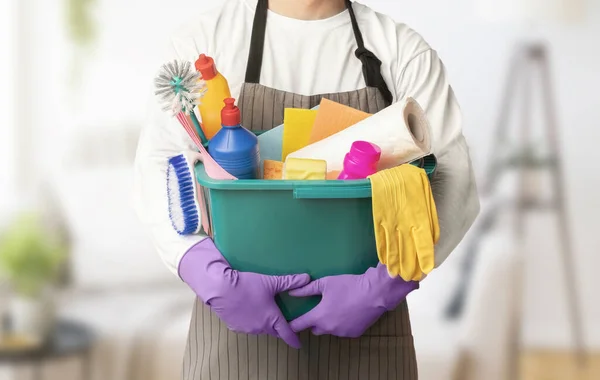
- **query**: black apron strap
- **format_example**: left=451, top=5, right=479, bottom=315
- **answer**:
left=345, top=0, right=393, bottom=106
left=245, top=0, right=268, bottom=83
left=245, top=0, right=394, bottom=106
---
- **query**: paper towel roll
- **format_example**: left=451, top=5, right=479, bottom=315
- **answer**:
left=288, top=98, right=432, bottom=171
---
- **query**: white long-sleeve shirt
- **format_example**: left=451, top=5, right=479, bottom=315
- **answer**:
left=133, top=0, right=480, bottom=276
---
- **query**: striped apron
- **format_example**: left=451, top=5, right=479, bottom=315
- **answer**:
left=182, top=1, right=418, bottom=379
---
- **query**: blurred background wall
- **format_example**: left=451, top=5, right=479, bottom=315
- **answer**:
left=363, top=0, right=600, bottom=350
left=0, top=0, right=599, bottom=379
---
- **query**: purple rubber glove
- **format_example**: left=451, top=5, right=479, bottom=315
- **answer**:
left=289, top=264, right=419, bottom=338
left=179, top=238, right=310, bottom=349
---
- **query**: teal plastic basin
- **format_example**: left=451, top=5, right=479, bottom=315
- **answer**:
left=195, top=155, right=436, bottom=321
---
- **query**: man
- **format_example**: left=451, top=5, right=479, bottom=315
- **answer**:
left=134, top=0, right=480, bottom=378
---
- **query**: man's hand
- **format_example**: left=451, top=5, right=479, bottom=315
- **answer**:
left=289, top=264, right=419, bottom=338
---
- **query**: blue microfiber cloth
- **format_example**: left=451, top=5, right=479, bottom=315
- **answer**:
left=258, top=125, right=284, bottom=163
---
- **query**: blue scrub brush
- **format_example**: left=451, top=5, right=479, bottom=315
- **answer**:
left=167, top=153, right=202, bottom=235
left=155, top=60, right=209, bottom=146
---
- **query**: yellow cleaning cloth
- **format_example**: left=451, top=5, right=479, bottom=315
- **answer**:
left=283, top=158, right=327, bottom=180
left=308, top=99, right=372, bottom=144
left=368, top=165, right=440, bottom=281
left=263, top=160, right=284, bottom=180
left=282, top=109, right=318, bottom=161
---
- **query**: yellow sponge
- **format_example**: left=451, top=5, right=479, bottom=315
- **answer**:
left=282, top=109, right=318, bottom=161
left=283, top=158, right=327, bottom=180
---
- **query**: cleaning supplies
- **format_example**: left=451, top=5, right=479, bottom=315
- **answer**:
left=258, top=124, right=284, bottom=163
left=208, top=98, right=260, bottom=179
left=258, top=105, right=320, bottom=166
left=155, top=60, right=209, bottom=145
left=281, top=108, right=318, bottom=161
left=167, top=148, right=233, bottom=236
left=155, top=60, right=232, bottom=236
left=175, top=112, right=236, bottom=180
left=263, top=160, right=284, bottom=180
left=167, top=153, right=203, bottom=235
left=195, top=54, right=232, bottom=140
left=327, top=171, right=342, bottom=180
left=283, top=158, right=327, bottom=180
left=288, top=98, right=431, bottom=172
left=337, top=141, right=381, bottom=180
left=368, top=164, right=440, bottom=281
left=309, top=98, right=371, bottom=144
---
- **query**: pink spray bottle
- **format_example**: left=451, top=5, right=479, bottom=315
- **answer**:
left=337, top=141, right=382, bottom=180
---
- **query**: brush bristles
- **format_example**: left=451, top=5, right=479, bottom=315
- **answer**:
left=155, top=60, right=207, bottom=116
left=167, top=154, right=200, bottom=235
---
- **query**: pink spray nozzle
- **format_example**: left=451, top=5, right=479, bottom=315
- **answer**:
left=349, top=141, right=382, bottom=161
left=338, top=141, right=382, bottom=180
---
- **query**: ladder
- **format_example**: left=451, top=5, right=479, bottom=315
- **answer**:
left=484, top=43, right=586, bottom=374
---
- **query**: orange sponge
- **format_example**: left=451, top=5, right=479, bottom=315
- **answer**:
left=263, top=160, right=284, bottom=180
left=326, top=170, right=341, bottom=180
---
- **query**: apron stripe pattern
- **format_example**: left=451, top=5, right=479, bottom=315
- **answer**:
left=240, top=85, right=386, bottom=132
left=183, top=0, right=418, bottom=378
left=184, top=301, right=417, bottom=379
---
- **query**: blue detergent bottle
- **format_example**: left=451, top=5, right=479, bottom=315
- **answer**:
left=208, top=98, right=260, bottom=179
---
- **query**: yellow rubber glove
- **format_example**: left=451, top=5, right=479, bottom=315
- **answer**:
left=368, top=164, right=440, bottom=281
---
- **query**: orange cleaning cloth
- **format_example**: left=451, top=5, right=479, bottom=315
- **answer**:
left=309, top=99, right=372, bottom=144
left=282, top=109, right=318, bottom=161
left=263, top=160, right=284, bottom=180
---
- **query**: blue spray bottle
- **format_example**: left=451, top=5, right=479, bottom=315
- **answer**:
left=208, top=98, right=260, bottom=179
